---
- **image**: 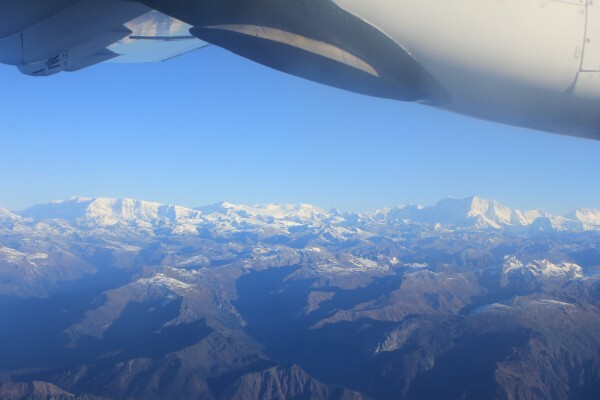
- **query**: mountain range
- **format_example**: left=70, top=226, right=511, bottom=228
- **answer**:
left=0, top=196, right=599, bottom=399
left=9, top=195, right=600, bottom=232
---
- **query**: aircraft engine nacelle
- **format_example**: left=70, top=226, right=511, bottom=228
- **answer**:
left=141, top=0, right=600, bottom=139
left=140, top=0, right=450, bottom=105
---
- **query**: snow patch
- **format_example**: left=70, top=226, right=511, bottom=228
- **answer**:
left=0, top=247, right=26, bottom=263
left=305, top=247, right=322, bottom=253
left=135, top=273, right=193, bottom=293
left=503, top=256, right=583, bottom=280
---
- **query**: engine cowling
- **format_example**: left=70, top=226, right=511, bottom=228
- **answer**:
left=140, top=0, right=450, bottom=104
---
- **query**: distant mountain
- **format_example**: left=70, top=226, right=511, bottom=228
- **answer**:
left=0, top=196, right=599, bottom=399
left=20, top=197, right=204, bottom=229
left=13, top=196, right=600, bottom=233
left=0, top=381, right=103, bottom=400
left=0, top=208, right=16, bottom=218
left=567, top=208, right=600, bottom=226
left=371, top=196, right=592, bottom=231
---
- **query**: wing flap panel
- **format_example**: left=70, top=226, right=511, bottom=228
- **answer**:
left=19, top=0, right=148, bottom=65
left=107, top=11, right=209, bottom=63
left=0, top=4, right=208, bottom=75
left=17, top=29, right=130, bottom=76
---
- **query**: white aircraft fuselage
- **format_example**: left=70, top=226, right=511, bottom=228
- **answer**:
left=1, top=0, right=600, bottom=140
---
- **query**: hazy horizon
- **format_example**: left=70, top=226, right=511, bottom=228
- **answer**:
left=1, top=46, right=599, bottom=216
left=1, top=193, right=597, bottom=217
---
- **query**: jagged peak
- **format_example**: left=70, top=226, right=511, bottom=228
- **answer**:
left=566, top=208, right=600, bottom=226
left=9, top=196, right=598, bottom=233
left=199, top=201, right=329, bottom=220
left=364, top=196, right=572, bottom=230
left=18, top=197, right=201, bottom=226
left=436, top=195, right=506, bottom=213
left=0, top=208, right=16, bottom=218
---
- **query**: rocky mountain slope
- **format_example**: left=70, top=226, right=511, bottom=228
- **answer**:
left=0, top=196, right=599, bottom=399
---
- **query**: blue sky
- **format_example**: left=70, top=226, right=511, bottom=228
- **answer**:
left=0, top=46, right=598, bottom=214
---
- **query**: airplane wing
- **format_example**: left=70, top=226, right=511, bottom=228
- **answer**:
left=0, top=0, right=209, bottom=77
left=2, top=0, right=600, bottom=140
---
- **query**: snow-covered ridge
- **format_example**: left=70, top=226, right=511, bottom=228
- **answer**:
left=0, top=208, right=19, bottom=221
left=20, top=197, right=203, bottom=228
left=134, top=273, right=193, bottom=293
left=0, top=208, right=14, bottom=217
left=0, top=246, right=50, bottom=267
left=566, top=208, right=600, bottom=226
left=502, top=256, right=584, bottom=280
left=196, top=201, right=329, bottom=223
left=372, top=196, right=594, bottom=231
left=9, top=196, right=600, bottom=233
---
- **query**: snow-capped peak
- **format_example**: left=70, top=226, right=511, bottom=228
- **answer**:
left=134, top=273, right=193, bottom=293
left=374, top=196, right=536, bottom=229
left=467, top=196, right=511, bottom=219
left=19, top=197, right=202, bottom=227
left=566, top=208, right=600, bottom=226
left=366, top=196, right=583, bottom=231
left=198, top=202, right=329, bottom=221
left=0, top=208, right=18, bottom=220
left=432, top=196, right=511, bottom=227
left=9, top=196, right=598, bottom=234
left=502, top=256, right=584, bottom=280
